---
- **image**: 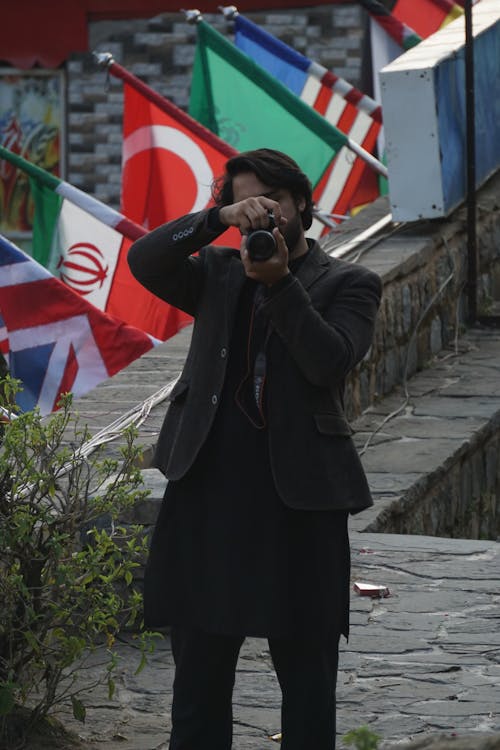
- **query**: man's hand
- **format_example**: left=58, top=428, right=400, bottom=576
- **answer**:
left=219, top=197, right=287, bottom=235
left=240, top=227, right=290, bottom=287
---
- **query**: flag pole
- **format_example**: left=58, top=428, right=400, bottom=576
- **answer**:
left=93, top=51, right=237, bottom=160
left=0, top=144, right=146, bottom=241
left=359, top=0, right=422, bottom=50
left=464, top=0, right=477, bottom=323
left=184, top=9, right=388, bottom=180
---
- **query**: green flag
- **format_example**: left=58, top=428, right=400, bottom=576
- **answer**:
left=189, top=20, right=348, bottom=189
left=29, top=176, right=63, bottom=269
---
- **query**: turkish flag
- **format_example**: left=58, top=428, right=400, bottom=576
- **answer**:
left=122, top=83, right=238, bottom=236
left=120, top=83, right=241, bottom=338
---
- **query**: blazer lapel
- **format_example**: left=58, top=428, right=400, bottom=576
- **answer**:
left=296, top=241, right=331, bottom=290
left=224, top=254, right=246, bottom=338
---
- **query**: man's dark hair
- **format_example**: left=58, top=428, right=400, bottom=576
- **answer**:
left=212, top=148, right=314, bottom=230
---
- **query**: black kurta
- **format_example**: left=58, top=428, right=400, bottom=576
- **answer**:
left=144, top=258, right=350, bottom=639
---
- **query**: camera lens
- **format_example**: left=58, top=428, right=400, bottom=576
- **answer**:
left=246, top=230, right=276, bottom=262
left=246, top=212, right=276, bottom=262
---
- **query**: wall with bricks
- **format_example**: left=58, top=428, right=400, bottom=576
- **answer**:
left=66, top=5, right=366, bottom=206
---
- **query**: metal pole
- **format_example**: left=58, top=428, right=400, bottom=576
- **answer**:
left=464, top=0, right=477, bottom=324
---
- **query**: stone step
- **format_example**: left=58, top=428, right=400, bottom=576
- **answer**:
left=351, top=326, right=500, bottom=539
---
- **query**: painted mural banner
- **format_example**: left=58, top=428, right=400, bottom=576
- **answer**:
left=0, top=69, right=64, bottom=236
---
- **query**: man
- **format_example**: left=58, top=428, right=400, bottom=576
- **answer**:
left=128, top=148, right=382, bottom=750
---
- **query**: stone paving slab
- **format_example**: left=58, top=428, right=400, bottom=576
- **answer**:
left=56, top=534, right=499, bottom=750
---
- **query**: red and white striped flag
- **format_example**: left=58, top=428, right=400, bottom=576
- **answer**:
left=233, top=13, right=383, bottom=231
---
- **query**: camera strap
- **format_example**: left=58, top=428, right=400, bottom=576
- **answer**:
left=234, top=285, right=271, bottom=429
left=253, top=350, right=267, bottom=409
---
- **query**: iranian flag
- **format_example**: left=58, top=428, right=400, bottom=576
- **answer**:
left=0, top=145, right=186, bottom=341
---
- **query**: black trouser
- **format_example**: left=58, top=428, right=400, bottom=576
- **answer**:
left=168, top=626, right=340, bottom=750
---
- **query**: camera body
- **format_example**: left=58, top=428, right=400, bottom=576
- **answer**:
left=246, top=212, right=277, bottom=262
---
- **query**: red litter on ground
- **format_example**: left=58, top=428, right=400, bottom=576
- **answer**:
left=353, top=581, right=390, bottom=598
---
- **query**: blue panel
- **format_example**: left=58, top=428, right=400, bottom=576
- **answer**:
left=436, top=55, right=467, bottom=212
left=234, top=16, right=309, bottom=97
left=474, top=26, right=500, bottom=183
left=437, top=20, right=500, bottom=213
left=0, top=234, right=27, bottom=266
left=10, top=342, right=55, bottom=412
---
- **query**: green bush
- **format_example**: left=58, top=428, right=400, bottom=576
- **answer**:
left=344, top=725, right=382, bottom=750
left=0, top=377, right=157, bottom=748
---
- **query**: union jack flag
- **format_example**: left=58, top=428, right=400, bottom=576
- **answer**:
left=0, top=234, right=156, bottom=415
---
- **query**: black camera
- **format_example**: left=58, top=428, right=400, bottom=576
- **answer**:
left=246, top=212, right=277, bottom=262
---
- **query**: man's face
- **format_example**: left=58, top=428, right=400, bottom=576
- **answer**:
left=232, top=171, right=305, bottom=256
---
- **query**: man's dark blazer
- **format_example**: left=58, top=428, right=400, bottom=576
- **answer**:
left=128, top=209, right=382, bottom=514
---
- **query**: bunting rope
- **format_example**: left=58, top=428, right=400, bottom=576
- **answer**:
left=75, top=376, right=179, bottom=459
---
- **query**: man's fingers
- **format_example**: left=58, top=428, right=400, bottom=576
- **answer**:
left=273, top=227, right=288, bottom=261
left=240, top=197, right=282, bottom=231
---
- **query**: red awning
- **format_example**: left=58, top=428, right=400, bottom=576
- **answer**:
left=1, top=1, right=88, bottom=69
left=0, top=0, right=353, bottom=69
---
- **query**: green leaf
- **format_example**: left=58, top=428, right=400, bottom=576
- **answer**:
left=108, top=677, right=115, bottom=700
left=71, top=695, right=86, bottom=723
left=134, top=652, right=147, bottom=676
left=343, top=726, right=381, bottom=750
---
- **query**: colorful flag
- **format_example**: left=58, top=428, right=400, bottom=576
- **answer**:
left=0, top=145, right=187, bottom=341
left=233, top=14, right=382, bottom=123
left=0, top=233, right=155, bottom=415
left=360, top=0, right=422, bottom=50
left=189, top=19, right=355, bottom=237
left=393, top=0, right=463, bottom=39
left=233, top=14, right=382, bottom=219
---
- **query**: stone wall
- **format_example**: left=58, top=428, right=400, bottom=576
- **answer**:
left=334, top=171, right=500, bottom=420
left=66, top=4, right=365, bottom=206
left=364, top=419, right=500, bottom=540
